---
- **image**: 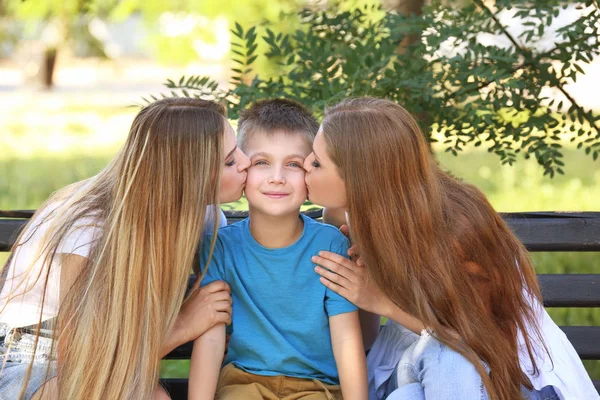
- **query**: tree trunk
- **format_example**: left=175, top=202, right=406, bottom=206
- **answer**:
left=42, top=47, right=57, bottom=89
left=384, top=0, right=430, bottom=137
left=383, top=0, right=425, bottom=53
left=383, top=0, right=425, bottom=17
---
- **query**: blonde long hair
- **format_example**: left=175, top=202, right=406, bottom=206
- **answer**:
left=1, top=98, right=225, bottom=399
left=321, top=97, right=546, bottom=400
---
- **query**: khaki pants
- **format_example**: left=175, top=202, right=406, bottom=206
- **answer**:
left=215, top=364, right=343, bottom=400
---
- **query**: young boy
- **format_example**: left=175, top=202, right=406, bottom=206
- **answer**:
left=189, top=99, right=367, bottom=400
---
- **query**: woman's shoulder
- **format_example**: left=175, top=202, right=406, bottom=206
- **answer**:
left=34, top=201, right=103, bottom=256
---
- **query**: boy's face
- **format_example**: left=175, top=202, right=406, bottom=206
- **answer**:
left=244, top=131, right=311, bottom=218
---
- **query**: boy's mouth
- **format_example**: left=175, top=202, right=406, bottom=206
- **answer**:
left=263, top=192, right=289, bottom=199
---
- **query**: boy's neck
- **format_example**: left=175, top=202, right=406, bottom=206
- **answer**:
left=248, top=208, right=304, bottom=249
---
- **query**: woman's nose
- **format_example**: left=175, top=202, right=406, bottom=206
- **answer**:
left=304, top=154, right=314, bottom=173
left=237, top=151, right=251, bottom=172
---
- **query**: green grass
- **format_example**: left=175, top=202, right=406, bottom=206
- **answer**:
left=1, top=105, right=599, bottom=381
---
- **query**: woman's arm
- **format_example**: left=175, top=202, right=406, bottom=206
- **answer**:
left=313, top=251, right=424, bottom=334
left=330, top=311, right=368, bottom=400
left=189, top=324, right=226, bottom=400
left=160, top=281, right=232, bottom=358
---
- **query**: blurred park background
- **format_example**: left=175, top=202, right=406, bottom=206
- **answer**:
left=1, top=0, right=599, bottom=379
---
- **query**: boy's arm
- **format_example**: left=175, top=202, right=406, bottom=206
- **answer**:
left=188, top=323, right=226, bottom=400
left=330, top=311, right=368, bottom=400
left=323, top=209, right=381, bottom=350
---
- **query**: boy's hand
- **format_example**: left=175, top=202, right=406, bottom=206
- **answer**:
left=177, top=281, right=232, bottom=343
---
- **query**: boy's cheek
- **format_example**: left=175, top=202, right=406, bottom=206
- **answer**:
left=245, top=169, right=264, bottom=185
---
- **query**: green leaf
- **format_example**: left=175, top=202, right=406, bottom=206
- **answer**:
left=234, top=22, right=244, bottom=38
left=247, top=55, right=258, bottom=65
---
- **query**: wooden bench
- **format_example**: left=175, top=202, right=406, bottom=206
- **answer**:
left=1, top=210, right=599, bottom=399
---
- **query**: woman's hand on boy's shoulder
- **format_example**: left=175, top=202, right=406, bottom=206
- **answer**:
left=312, top=249, right=389, bottom=316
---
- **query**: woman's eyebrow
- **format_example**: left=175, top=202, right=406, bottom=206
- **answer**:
left=312, top=149, right=322, bottom=161
left=225, top=146, right=238, bottom=159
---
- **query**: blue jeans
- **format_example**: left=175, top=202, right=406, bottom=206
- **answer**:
left=0, top=361, right=56, bottom=400
left=384, top=332, right=559, bottom=400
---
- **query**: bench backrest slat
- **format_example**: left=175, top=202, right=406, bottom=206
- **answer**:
left=3, top=210, right=600, bottom=252
left=538, top=274, right=600, bottom=307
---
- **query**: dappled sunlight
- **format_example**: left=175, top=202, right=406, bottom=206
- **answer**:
left=1, top=95, right=135, bottom=158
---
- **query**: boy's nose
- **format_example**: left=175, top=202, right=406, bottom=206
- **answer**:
left=268, top=171, right=286, bottom=184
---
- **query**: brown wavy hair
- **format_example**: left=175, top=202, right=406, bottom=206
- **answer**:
left=320, top=97, right=546, bottom=400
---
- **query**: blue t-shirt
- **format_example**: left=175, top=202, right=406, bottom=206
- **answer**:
left=200, top=214, right=357, bottom=385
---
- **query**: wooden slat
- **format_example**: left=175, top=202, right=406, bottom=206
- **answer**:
left=164, top=341, right=193, bottom=360
left=502, top=212, right=600, bottom=251
left=0, top=218, right=26, bottom=252
left=160, top=378, right=188, bottom=400
left=561, top=326, right=600, bottom=359
left=2, top=211, right=600, bottom=252
left=539, top=274, right=600, bottom=307
left=3, top=211, right=600, bottom=252
left=0, top=210, right=34, bottom=218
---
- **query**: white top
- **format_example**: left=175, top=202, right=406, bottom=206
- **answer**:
left=0, top=204, right=101, bottom=329
left=518, top=294, right=599, bottom=399
left=0, top=204, right=227, bottom=330
left=366, top=298, right=599, bottom=400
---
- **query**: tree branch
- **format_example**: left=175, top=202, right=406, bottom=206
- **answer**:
left=473, top=0, right=526, bottom=53
left=465, top=0, right=599, bottom=136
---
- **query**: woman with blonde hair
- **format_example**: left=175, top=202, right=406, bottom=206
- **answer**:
left=305, top=97, right=597, bottom=399
left=0, top=97, right=250, bottom=399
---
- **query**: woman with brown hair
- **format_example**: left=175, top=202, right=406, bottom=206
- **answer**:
left=304, top=97, right=597, bottom=399
left=0, top=97, right=250, bottom=399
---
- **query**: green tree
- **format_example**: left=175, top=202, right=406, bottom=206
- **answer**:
left=3, top=0, right=117, bottom=87
left=3, top=0, right=305, bottom=86
left=161, top=0, right=600, bottom=176
left=108, top=0, right=303, bottom=66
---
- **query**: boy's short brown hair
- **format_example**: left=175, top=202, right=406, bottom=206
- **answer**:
left=237, top=99, right=319, bottom=151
